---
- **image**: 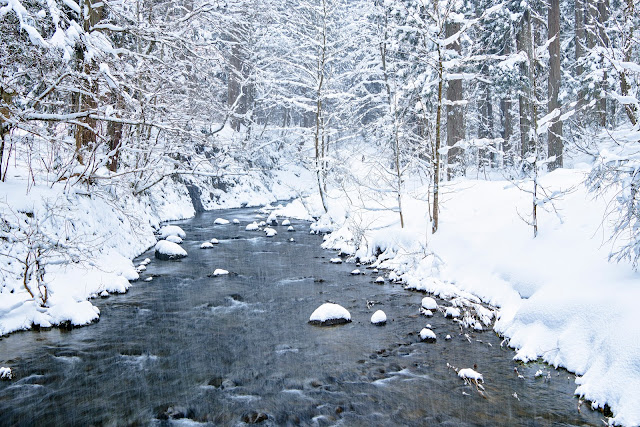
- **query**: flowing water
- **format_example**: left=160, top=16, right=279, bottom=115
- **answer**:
left=0, top=207, right=603, bottom=426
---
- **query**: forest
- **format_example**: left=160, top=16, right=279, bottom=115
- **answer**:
left=1, top=0, right=640, bottom=425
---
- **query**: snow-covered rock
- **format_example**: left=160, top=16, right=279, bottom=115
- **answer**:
left=159, top=225, right=186, bottom=239
left=282, top=219, right=291, bottom=226
left=144, top=277, right=153, bottom=282
left=419, top=328, right=436, bottom=342
left=289, top=238, right=295, bottom=242
left=330, top=258, right=342, bottom=264
left=136, top=265, right=147, bottom=272
left=374, top=276, right=385, bottom=284
left=212, top=269, right=229, bottom=276
left=214, top=218, right=229, bottom=225
left=165, top=235, right=183, bottom=244
left=0, top=367, right=12, bottom=380
left=245, top=222, right=259, bottom=231
left=445, top=307, right=461, bottom=318
left=100, top=290, right=109, bottom=298
left=351, top=269, right=361, bottom=275
left=210, top=238, right=219, bottom=244
left=371, top=310, right=387, bottom=325
left=267, top=212, right=278, bottom=226
left=420, top=309, right=433, bottom=317
left=309, top=303, right=351, bottom=326
left=140, top=258, right=151, bottom=266
left=265, top=227, right=277, bottom=237
left=445, top=334, right=452, bottom=340
left=287, top=226, right=295, bottom=232
left=154, top=240, right=188, bottom=260
left=258, top=221, right=267, bottom=227
left=458, top=368, right=483, bottom=382
left=232, top=219, right=240, bottom=224
left=421, top=297, right=438, bottom=310
left=200, top=242, right=214, bottom=249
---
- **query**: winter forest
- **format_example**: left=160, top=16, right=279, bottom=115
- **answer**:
left=1, top=0, right=640, bottom=425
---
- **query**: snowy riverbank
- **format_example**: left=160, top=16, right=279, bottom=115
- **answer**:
left=0, top=164, right=313, bottom=337
left=276, top=167, right=640, bottom=426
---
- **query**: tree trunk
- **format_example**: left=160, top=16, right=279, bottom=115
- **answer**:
left=107, top=94, right=123, bottom=172
left=619, top=0, right=637, bottom=125
left=516, top=9, right=535, bottom=170
left=575, top=0, right=585, bottom=77
left=433, top=46, right=443, bottom=234
left=500, top=32, right=513, bottom=166
left=446, top=21, right=464, bottom=180
left=74, top=0, right=103, bottom=165
left=547, top=0, right=563, bottom=170
left=596, top=0, right=609, bottom=127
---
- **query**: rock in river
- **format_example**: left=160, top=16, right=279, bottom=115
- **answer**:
left=309, top=303, right=351, bottom=326
left=155, top=240, right=188, bottom=260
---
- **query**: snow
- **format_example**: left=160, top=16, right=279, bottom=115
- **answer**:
left=375, top=276, right=385, bottom=283
left=0, top=367, right=12, bottom=380
left=330, top=258, right=342, bottom=264
left=282, top=163, right=640, bottom=424
left=212, top=269, right=229, bottom=276
left=309, top=303, right=351, bottom=324
left=214, top=218, right=230, bottom=225
left=264, top=227, right=277, bottom=237
left=267, top=212, right=278, bottom=225
left=246, top=222, right=259, bottom=231
left=419, top=328, right=436, bottom=341
left=458, top=368, right=483, bottom=382
left=421, top=297, right=438, bottom=310
left=287, top=226, right=295, bottom=232
left=371, top=310, right=387, bottom=324
left=200, top=242, right=214, bottom=249
left=210, top=238, right=219, bottom=244
left=282, top=219, right=291, bottom=226
left=165, top=235, right=183, bottom=244
left=233, top=219, right=240, bottom=224
left=351, top=269, right=361, bottom=275
left=159, top=225, right=186, bottom=239
left=445, top=307, right=461, bottom=318
left=155, top=240, right=188, bottom=259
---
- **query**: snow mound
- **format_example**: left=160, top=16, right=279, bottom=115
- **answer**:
left=100, top=291, right=109, bottom=298
left=267, top=212, right=278, bottom=225
left=165, top=235, right=183, bottom=244
left=159, top=225, right=186, bottom=239
left=351, top=269, right=361, bottom=275
left=200, top=242, right=214, bottom=249
left=287, top=226, right=295, bottom=232
left=154, top=240, right=188, bottom=260
left=282, top=219, right=291, bottom=226
left=0, top=367, right=12, bottom=380
left=246, top=222, right=259, bottom=231
left=375, top=276, right=385, bottom=284
left=47, top=297, right=100, bottom=327
left=265, top=227, right=277, bottom=237
left=210, top=238, right=219, bottom=244
left=330, top=258, right=342, bottom=264
left=309, top=303, right=351, bottom=326
left=458, top=368, right=483, bottom=382
left=212, top=269, right=229, bottom=276
left=214, top=218, right=229, bottom=225
left=421, top=309, right=434, bottom=317
left=233, top=219, right=240, bottom=224
left=445, top=307, right=461, bottom=318
left=419, top=328, right=437, bottom=342
left=371, top=310, right=387, bottom=325
left=421, top=297, right=438, bottom=310
left=140, top=258, right=151, bottom=266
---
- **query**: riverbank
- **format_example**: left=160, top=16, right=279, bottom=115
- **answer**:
left=0, top=162, right=313, bottom=337
left=276, top=166, right=640, bottom=426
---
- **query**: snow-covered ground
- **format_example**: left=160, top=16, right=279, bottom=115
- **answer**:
left=276, top=165, right=640, bottom=426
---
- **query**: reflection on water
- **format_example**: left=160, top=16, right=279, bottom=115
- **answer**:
left=0, top=207, right=602, bottom=426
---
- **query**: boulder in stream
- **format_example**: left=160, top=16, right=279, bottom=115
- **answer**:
left=154, top=240, right=188, bottom=260
left=371, top=310, right=387, bottom=325
left=158, top=225, right=186, bottom=239
left=309, top=303, right=351, bottom=326
left=165, top=235, right=183, bottom=244
left=419, top=328, right=436, bottom=342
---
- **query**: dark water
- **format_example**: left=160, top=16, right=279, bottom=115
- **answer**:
left=0, top=207, right=603, bottom=426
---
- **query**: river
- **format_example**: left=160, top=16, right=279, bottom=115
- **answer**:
left=0, top=207, right=602, bottom=426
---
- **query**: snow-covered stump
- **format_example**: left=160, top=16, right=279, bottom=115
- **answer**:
left=419, top=328, right=437, bottom=342
left=154, top=240, right=188, bottom=260
left=371, top=310, right=387, bottom=325
left=309, top=303, right=351, bottom=326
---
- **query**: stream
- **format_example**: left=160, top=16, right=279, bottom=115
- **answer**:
left=0, top=206, right=603, bottom=426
